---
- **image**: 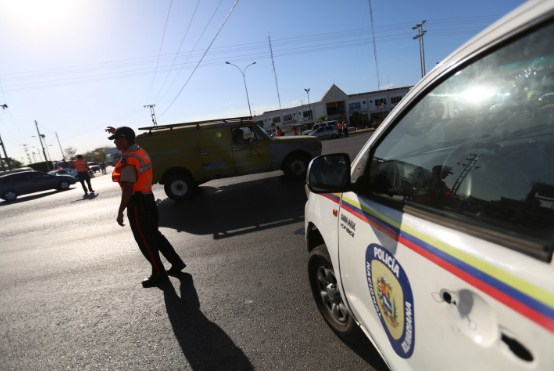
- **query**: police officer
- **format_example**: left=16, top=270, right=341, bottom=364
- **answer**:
left=74, top=154, right=94, bottom=195
left=106, top=126, right=186, bottom=288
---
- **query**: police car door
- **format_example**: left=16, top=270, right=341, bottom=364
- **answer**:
left=337, top=15, right=554, bottom=371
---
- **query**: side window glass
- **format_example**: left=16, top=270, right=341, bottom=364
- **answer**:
left=359, top=21, right=554, bottom=246
left=232, top=126, right=258, bottom=144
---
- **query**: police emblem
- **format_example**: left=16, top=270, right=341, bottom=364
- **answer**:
left=366, top=243, right=415, bottom=358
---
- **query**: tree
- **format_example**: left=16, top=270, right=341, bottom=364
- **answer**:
left=0, top=157, right=23, bottom=169
left=83, top=147, right=109, bottom=163
left=64, top=147, right=77, bottom=160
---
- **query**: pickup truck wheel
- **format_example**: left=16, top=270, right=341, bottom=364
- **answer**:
left=283, top=153, right=309, bottom=180
left=308, top=245, right=363, bottom=343
left=164, top=173, right=196, bottom=201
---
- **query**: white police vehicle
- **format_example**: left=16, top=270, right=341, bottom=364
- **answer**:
left=304, top=1, right=554, bottom=370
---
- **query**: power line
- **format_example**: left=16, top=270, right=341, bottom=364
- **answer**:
left=155, top=0, right=223, bottom=102
left=153, top=0, right=200, bottom=99
left=0, top=15, right=502, bottom=95
left=147, top=0, right=174, bottom=97
left=160, top=0, right=239, bottom=116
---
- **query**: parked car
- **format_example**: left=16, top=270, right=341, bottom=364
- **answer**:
left=304, top=1, right=554, bottom=370
left=302, top=120, right=338, bottom=135
left=87, top=162, right=101, bottom=173
left=0, top=171, right=76, bottom=201
left=136, top=117, right=322, bottom=201
left=0, top=167, right=34, bottom=176
left=48, top=169, right=78, bottom=178
left=309, top=125, right=340, bottom=140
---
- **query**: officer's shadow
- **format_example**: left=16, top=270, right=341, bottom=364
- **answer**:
left=162, top=273, right=253, bottom=370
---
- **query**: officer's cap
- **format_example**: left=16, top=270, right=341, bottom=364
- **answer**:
left=108, top=126, right=135, bottom=141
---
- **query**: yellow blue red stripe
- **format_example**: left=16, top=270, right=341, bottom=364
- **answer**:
left=320, top=192, right=554, bottom=332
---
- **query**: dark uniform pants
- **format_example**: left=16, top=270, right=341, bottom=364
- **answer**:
left=77, top=171, right=93, bottom=193
left=127, top=193, right=184, bottom=277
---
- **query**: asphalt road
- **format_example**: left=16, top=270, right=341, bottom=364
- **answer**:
left=0, top=132, right=389, bottom=370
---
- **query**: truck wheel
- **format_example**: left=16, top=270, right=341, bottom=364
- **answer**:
left=164, top=172, right=196, bottom=201
left=283, top=153, right=309, bottom=180
left=308, top=244, right=363, bottom=343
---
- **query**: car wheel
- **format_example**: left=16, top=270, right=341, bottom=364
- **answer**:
left=283, top=153, right=309, bottom=180
left=57, top=181, right=70, bottom=191
left=2, top=190, right=18, bottom=201
left=164, top=172, right=196, bottom=201
left=308, top=244, right=364, bottom=343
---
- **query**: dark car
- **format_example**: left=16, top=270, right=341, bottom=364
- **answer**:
left=0, top=170, right=76, bottom=201
left=48, top=169, right=78, bottom=178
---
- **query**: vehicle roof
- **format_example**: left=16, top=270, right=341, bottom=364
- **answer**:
left=137, top=116, right=254, bottom=133
left=0, top=170, right=36, bottom=178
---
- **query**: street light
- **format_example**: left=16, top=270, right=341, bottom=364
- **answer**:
left=225, top=61, right=256, bottom=117
left=304, top=88, right=311, bottom=122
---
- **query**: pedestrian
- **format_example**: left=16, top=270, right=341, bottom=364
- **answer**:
left=73, top=154, right=94, bottom=195
left=105, top=125, right=186, bottom=288
left=343, top=122, right=349, bottom=137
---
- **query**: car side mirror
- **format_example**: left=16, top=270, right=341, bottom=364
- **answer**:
left=306, top=153, right=351, bottom=193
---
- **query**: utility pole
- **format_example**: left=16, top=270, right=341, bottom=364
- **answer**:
left=268, top=34, right=282, bottom=111
left=55, top=132, right=65, bottom=160
left=22, top=144, right=32, bottom=164
left=144, top=104, right=158, bottom=127
left=34, top=120, right=50, bottom=170
left=413, top=20, right=427, bottom=78
left=304, top=88, right=312, bottom=122
left=0, top=104, right=11, bottom=171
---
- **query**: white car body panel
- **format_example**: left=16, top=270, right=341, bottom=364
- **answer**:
left=305, top=1, right=554, bottom=369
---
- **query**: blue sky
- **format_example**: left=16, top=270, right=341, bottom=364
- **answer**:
left=0, top=0, right=524, bottom=164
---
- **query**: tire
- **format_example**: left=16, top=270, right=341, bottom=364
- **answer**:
left=164, top=172, right=196, bottom=201
left=57, top=181, right=70, bottom=191
left=308, top=244, right=364, bottom=343
left=282, top=153, right=309, bottom=180
left=2, top=190, right=17, bottom=201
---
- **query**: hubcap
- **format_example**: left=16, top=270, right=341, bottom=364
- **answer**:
left=171, top=181, right=188, bottom=196
left=316, top=265, right=349, bottom=324
left=290, top=160, right=306, bottom=176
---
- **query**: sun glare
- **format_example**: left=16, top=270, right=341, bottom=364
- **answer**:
left=1, top=0, right=82, bottom=30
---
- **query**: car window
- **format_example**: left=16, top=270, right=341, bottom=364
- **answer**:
left=231, top=125, right=261, bottom=144
left=354, top=21, right=554, bottom=258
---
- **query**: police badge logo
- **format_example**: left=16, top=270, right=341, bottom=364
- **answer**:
left=366, top=244, right=415, bottom=358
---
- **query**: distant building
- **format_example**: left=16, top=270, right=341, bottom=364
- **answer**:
left=254, top=84, right=411, bottom=134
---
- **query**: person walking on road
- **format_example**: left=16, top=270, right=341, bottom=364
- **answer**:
left=74, top=154, right=94, bottom=195
left=105, top=125, right=186, bottom=288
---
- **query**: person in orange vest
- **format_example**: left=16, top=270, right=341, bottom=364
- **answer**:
left=105, top=125, right=186, bottom=288
left=73, top=154, right=94, bottom=195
